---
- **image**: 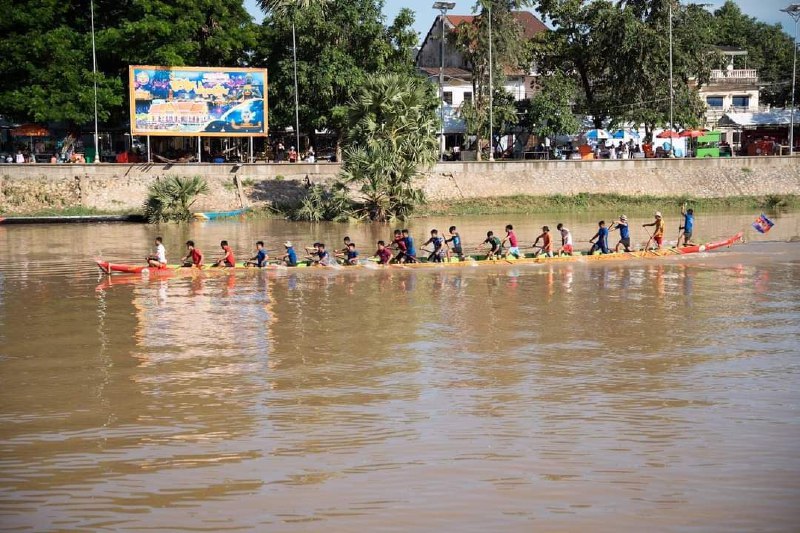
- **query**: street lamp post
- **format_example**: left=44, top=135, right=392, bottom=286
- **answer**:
left=433, top=2, right=455, bottom=161
left=782, top=4, right=800, bottom=156
left=488, top=1, right=494, bottom=162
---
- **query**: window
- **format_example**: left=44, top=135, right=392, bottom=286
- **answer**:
left=732, top=95, right=750, bottom=108
left=706, top=96, right=724, bottom=108
left=443, top=91, right=453, bottom=105
left=463, top=92, right=473, bottom=105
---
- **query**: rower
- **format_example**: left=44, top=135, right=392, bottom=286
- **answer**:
left=402, top=229, right=417, bottom=263
left=611, top=215, right=632, bottom=252
left=345, top=242, right=359, bottom=265
left=483, top=231, right=502, bottom=259
left=244, top=240, right=268, bottom=267
left=556, top=223, right=573, bottom=256
left=392, top=229, right=409, bottom=263
left=146, top=236, right=167, bottom=269
left=445, top=226, right=463, bottom=260
left=282, top=241, right=298, bottom=267
left=422, top=229, right=445, bottom=263
left=532, top=226, right=552, bottom=257
left=314, top=243, right=331, bottom=266
left=502, top=224, right=520, bottom=258
left=680, top=204, right=695, bottom=247
left=181, top=240, right=204, bottom=267
left=643, top=211, right=665, bottom=249
left=375, top=240, right=392, bottom=265
left=214, top=240, right=236, bottom=267
left=589, top=221, right=610, bottom=255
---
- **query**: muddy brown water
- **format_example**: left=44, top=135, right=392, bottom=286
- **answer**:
left=1, top=212, right=799, bottom=530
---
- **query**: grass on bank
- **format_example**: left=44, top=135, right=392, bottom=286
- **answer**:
left=4, top=193, right=798, bottom=220
left=419, top=193, right=800, bottom=217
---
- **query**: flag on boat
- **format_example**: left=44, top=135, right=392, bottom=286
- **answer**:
left=752, top=213, right=774, bottom=234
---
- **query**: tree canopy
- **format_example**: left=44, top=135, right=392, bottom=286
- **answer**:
left=0, top=0, right=257, bottom=125
left=253, top=0, right=417, bottom=141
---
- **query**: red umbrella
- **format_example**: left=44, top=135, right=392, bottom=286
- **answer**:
left=657, top=130, right=681, bottom=139
left=680, top=129, right=706, bottom=138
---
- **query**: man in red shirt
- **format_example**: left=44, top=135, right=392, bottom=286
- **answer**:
left=214, top=240, right=236, bottom=267
left=375, top=240, right=393, bottom=265
left=181, top=240, right=204, bottom=267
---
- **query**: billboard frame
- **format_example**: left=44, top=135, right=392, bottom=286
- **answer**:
left=128, top=65, right=268, bottom=138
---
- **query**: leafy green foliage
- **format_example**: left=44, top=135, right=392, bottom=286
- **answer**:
left=289, top=182, right=354, bottom=222
left=340, top=73, right=439, bottom=221
left=0, top=0, right=257, bottom=125
left=144, top=176, right=209, bottom=223
left=522, top=72, right=580, bottom=137
left=254, top=0, right=418, bottom=140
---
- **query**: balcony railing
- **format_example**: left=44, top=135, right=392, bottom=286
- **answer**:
left=709, top=69, right=758, bottom=83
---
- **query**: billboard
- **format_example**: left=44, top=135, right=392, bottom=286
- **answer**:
left=129, top=66, right=268, bottom=137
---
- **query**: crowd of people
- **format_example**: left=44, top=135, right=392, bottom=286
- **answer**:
left=141, top=206, right=695, bottom=270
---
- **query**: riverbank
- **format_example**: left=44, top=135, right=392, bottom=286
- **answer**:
left=2, top=157, right=800, bottom=215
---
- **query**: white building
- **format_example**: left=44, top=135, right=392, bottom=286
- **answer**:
left=693, top=47, right=761, bottom=147
left=415, top=11, right=548, bottom=151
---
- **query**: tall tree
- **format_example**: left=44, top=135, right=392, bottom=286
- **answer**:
left=535, top=0, right=711, bottom=134
left=521, top=72, right=580, bottom=137
left=0, top=0, right=257, bottom=126
left=257, top=0, right=331, bottom=154
left=0, top=0, right=122, bottom=124
left=254, top=0, right=417, bottom=152
left=450, top=0, right=533, bottom=160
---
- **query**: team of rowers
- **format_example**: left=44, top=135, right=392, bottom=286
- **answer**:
left=144, top=206, right=695, bottom=269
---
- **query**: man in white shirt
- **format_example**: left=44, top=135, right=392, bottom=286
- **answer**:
left=556, top=223, right=573, bottom=255
left=146, top=236, right=167, bottom=269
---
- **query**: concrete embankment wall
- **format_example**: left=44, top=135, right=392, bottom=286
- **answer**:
left=2, top=157, right=799, bottom=214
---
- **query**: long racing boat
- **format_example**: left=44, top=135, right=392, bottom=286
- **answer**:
left=95, top=232, right=744, bottom=277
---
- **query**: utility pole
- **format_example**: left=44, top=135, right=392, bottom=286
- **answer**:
left=488, top=1, right=494, bottom=162
left=433, top=2, right=456, bottom=161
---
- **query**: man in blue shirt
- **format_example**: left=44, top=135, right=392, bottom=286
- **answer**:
left=680, top=204, right=695, bottom=247
left=282, top=241, right=298, bottom=267
left=402, top=229, right=417, bottom=263
left=589, top=220, right=610, bottom=254
left=245, top=240, right=268, bottom=267
left=611, top=215, right=632, bottom=252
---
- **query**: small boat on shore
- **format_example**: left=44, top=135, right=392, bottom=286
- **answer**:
left=192, top=209, right=248, bottom=221
left=95, top=232, right=743, bottom=277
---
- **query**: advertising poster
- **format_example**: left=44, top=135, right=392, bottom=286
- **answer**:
left=129, top=66, right=268, bottom=136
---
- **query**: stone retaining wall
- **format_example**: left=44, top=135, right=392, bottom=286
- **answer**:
left=2, top=157, right=799, bottom=214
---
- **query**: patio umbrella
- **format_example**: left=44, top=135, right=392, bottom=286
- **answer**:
left=679, top=129, right=705, bottom=138
left=656, top=130, right=681, bottom=139
left=585, top=129, right=610, bottom=141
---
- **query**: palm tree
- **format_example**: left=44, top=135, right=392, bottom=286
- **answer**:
left=258, top=0, right=330, bottom=155
left=341, top=74, right=439, bottom=220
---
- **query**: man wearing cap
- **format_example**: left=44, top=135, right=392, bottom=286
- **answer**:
left=282, top=241, right=298, bottom=266
left=611, top=215, right=632, bottom=252
left=643, top=211, right=666, bottom=249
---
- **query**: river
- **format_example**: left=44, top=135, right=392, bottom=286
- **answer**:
left=1, top=211, right=799, bottom=531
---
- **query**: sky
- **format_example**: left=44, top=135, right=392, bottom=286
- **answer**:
left=245, top=0, right=793, bottom=40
